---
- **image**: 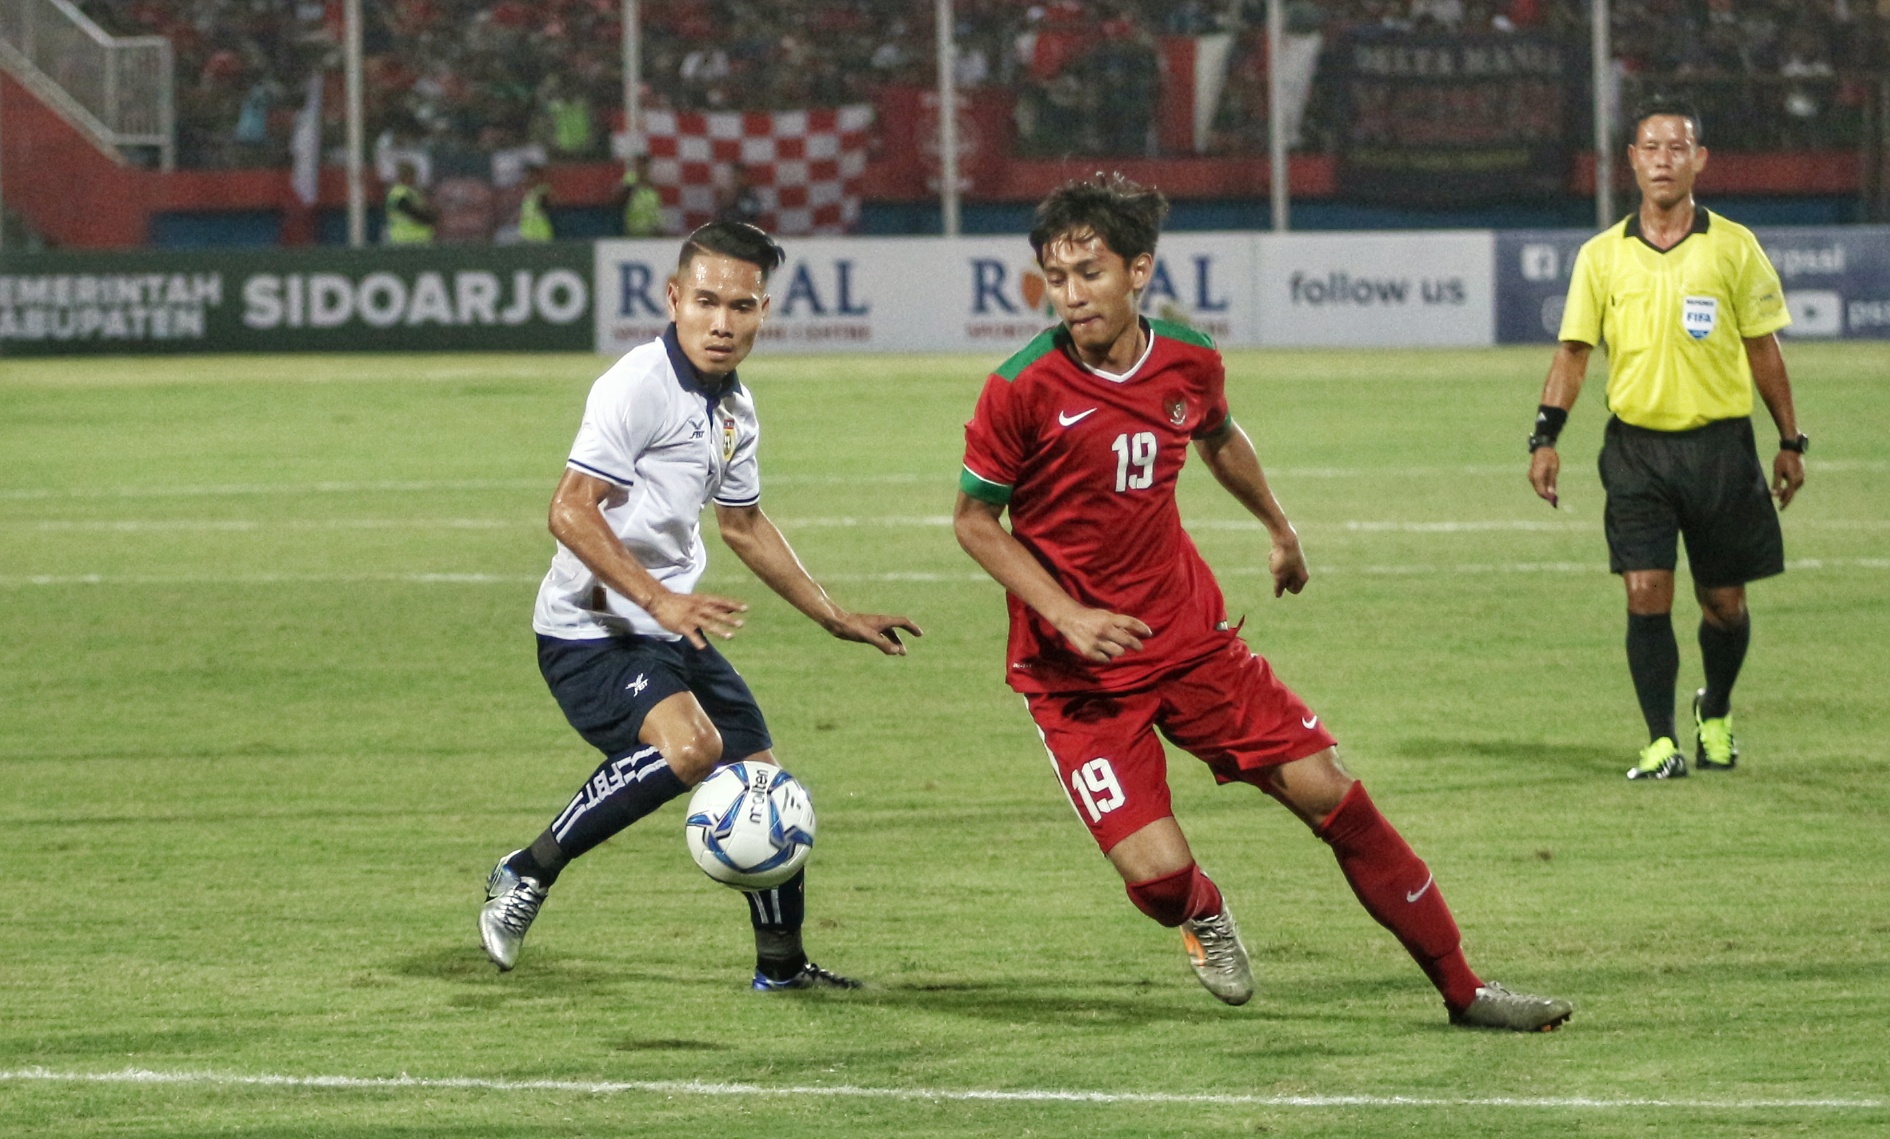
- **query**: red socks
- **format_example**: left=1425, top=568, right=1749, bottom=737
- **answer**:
left=1126, top=863, right=1224, bottom=928
left=1318, top=782, right=1482, bottom=1012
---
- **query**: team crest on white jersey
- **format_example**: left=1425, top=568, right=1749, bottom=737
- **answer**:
left=721, top=415, right=737, bottom=461
left=1682, top=295, right=1718, bottom=340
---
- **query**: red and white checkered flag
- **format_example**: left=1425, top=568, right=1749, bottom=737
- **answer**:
left=645, top=106, right=874, bottom=237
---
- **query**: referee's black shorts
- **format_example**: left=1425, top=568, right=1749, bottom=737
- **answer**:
left=1597, top=415, right=1785, bottom=588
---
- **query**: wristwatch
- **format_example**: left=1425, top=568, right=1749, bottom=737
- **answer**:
left=1527, top=433, right=1556, bottom=453
left=1779, top=433, right=1809, bottom=454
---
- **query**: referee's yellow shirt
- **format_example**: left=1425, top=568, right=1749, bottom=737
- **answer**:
left=1559, top=208, right=1790, bottom=432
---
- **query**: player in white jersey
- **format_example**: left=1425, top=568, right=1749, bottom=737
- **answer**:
left=480, top=222, right=922, bottom=989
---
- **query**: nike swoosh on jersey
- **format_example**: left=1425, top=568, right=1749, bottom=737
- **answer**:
left=1405, top=874, right=1434, bottom=903
left=1058, top=408, right=1098, bottom=427
left=1302, top=714, right=1319, bottom=730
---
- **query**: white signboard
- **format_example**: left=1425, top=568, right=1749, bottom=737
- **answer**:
left=1255, top=230, right=1495, bottom=347
left=594, top=234, right=1262, bottom=357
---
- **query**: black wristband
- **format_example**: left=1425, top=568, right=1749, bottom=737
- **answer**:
left=1529, top=405, right=1568, bottom=452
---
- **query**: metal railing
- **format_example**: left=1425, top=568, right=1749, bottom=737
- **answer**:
left=0, top=0, right=174, bottom=169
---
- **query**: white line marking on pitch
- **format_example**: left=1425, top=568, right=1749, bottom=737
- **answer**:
left=10, top=516, right=1887, bottom=535
left=5, top=559, right=1889, bottom=590
left=0, top=1068, right=1879, bottom=1111
left=4, top=459, right=1878, bottom=502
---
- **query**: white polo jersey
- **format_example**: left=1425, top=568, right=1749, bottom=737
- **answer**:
left=532, top=325, right=761, bottom=641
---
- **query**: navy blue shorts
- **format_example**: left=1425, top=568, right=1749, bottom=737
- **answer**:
left=537, top=634, right=773, bottom=761
left=1598, top=416, right=1785, bottom=589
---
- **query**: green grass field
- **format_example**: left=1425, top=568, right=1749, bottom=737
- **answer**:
left=2, top=343, right=1886, bottom=1137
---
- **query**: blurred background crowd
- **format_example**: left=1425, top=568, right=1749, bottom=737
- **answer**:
left=79, top=0, right=1890, bottom=171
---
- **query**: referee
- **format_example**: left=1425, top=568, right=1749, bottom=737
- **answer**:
left=1528, top=97, right=1806, bottom=781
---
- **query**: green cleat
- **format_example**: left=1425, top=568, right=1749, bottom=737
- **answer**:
left=1449, top=982, right=1574, bottom=1032
left=1627, top=737, right=1687, bottom=781
left=1692, top=690, right=1739, bottom=771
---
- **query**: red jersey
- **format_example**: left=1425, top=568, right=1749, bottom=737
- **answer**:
left=961, top=318, right=1237, bottom=695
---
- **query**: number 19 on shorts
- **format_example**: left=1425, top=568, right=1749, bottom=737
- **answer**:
left=1070, top=757, right=1126, bottom=822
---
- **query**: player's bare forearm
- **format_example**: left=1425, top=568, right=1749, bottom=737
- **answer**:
left=1193, top=420, right=1309, bottom=596
left=715, top=503, right=919, bottom=654
left=1745, top=333, right=1806, bottom=507
left=952, top=492, right=1147, bottom=660
left=1530, top=341, right=1592, bottom=508
left=548, top=469, right=745, bottom=646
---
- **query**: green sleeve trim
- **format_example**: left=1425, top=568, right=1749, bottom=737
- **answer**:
left=958, top=466, right=1012, bottom=505
left=993, top=327, right=1062, bottom=382
left=1148, top=316, right=1215, bottom=349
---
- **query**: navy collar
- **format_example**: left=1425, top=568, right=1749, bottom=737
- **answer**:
left=662, top=322, right=742, bottom=403
left=1625, top=206, right=1710, bottom=253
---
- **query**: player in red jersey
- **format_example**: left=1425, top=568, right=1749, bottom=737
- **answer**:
left=953, top=174, right=1573, bottom=1030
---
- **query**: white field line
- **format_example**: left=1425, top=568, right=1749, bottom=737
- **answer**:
left=0, top=1067, right=1880, bottom=1111
left=5, top=559, right=1890, bottom=590
left=3, top=459, right=1881, bottom=502
left=8, top=516, right=1889, bottom=534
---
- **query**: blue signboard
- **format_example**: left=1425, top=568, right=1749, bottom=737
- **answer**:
left=1495, top=224, right=1890, bottom=343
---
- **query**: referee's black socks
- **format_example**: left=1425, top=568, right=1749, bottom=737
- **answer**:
left=1698, top=615, right=1751, bottom=721
left=1626, top=612, right=1680, bottom=743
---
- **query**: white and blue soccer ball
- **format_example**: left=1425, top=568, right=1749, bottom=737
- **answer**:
left=683, top=760, right=816, bottom=889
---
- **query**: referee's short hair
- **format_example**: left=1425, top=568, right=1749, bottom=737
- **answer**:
left=1030, top=172, right=1170, bottom=266
left=679, top=221, right=786, bottom=283
left=1630, top=94, right=1704, bottom=145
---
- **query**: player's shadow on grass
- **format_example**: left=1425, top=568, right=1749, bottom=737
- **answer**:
left=391, top=946, right=670, bottom=1001
left=863, top=978, right=1260, bottom=1028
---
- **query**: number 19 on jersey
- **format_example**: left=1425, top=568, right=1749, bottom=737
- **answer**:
left=1112, top=432, right=1156, bottom=492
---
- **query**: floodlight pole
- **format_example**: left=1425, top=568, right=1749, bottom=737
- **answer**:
left=345, top=0, right=366, bottom=247
left=622, top=0, right=641, bottom=158
left=1267, top=0, right=1288, bottom=231
left=1592, top=0, right=1614, bottom=228
left=935, top=0, right=961, bottom=236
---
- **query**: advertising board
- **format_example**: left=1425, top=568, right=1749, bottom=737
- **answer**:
left=593, top=234, right=1259, bottom=356
left=1256, top=230, right=1495, bottom=347
left=0, top=244, right=593, bottom=356
left=1494, top=225, right=1890, bottom=344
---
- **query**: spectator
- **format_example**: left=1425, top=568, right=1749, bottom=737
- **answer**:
left=383, top=159, right=438, bottom=245
left=616, top=154, right=667, bottom=237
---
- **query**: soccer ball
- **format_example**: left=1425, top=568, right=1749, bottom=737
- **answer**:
left=683, top=760, right=816, bottom=889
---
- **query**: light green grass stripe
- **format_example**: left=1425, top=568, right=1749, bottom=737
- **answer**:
left=1, top=1068, right=1880, bottom=1111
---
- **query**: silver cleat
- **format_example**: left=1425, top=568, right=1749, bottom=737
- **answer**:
left=479, top=851, right=548, bottom=972
left=1449, top=982, right=1574, bottom=1031
left=1180, top=906, right=1254, bottom=1006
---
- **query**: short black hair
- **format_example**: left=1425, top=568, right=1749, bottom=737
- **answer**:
left=1029, top=172, right=1170, bottom=266
left=678, top=221, right=786, bottom=283
left=1630, top=95, right=1704, bottom=145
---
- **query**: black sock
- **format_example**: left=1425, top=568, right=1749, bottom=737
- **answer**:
left=1698, top=616, right=1751, bottom=720
left=545, top=745, right=688, bottom=863
left=506, top=830, right=569, bottom=887
left=748, top=868, right=807, bottom=980
left=1626, top=612, right=1679, bottom=742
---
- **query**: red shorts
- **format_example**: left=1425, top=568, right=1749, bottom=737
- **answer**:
left=1025, top=639, right=1337, bottom=853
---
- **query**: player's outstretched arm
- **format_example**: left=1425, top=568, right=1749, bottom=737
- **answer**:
left=1529, top=341, right=1591, bottom=509
left=713, top=503, right=921, bottom=655
left=952, top=492, right=1149, bottom=660
left=548, top=468, right=747, bottom=648
left=1193, top=419, right=1308, bottom=597
left=1745, top=333, right=1805, bottom=508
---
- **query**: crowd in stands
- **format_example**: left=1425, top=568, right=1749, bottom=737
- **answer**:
left=76, top=0, right=1890, bottom=171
